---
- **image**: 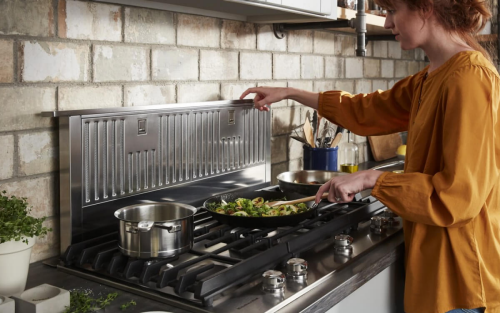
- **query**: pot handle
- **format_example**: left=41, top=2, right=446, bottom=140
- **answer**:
left=137, top=221, right=155, bottom=232
left=154, top=223, right=182, bottom=233
left=136, top=221, right=182, bottom=233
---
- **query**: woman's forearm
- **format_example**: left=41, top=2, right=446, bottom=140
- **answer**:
left=286, top=88, right=320, bottom=110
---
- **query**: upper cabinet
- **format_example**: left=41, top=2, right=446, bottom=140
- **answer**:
left=95, top=0, right=391, bottom=34
left=96, top=0, right=339, bottom=22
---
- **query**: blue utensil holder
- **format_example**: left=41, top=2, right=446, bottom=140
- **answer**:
left=303, top=145, right=338, bottom=171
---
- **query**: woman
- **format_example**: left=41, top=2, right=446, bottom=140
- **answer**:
left=240, top=0, right=500, bottom=312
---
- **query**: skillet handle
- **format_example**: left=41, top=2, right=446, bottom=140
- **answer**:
left=286, top=192, right=329, bottom=206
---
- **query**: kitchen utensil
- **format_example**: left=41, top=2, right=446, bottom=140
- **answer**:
left=267, top=192, right=329, bottom=207
left=277, top=170, right=348, bottom=196
left=114, top=203, right=197, bottom=259
left=290, top=135, right=309, bottom=145
left=319, top=126, right=335, bottom=148
left=312, top=111, right=318, bottom=147
left=330, top=132, right=343, bottom=148
left=367, top=133, right=402, bottom=161
left=203, top=191, right=320, bottom=228
left=303, top=119, right=315, bottom=148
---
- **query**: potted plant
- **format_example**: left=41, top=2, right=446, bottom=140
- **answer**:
left=0, top=191, right=52, bottom=296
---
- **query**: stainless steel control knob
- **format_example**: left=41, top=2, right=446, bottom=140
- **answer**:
left=286, top=258, right=308, bottom=280
left=334, top=234, right=353, bottom=255
left=370, top=216, right=388, bottom=234
left=262, top=270, right=286, bottom=292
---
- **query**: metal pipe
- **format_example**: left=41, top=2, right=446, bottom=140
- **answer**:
left=366, top=35, right=396, bottom=42
left=276, top=20, right=352, bottom=32
left=355, top=0, right=367, bottom=56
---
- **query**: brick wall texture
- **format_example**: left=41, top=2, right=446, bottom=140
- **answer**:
left=0, top=0, right=433, bottom=262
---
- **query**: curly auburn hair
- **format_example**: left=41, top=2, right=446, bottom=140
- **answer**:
left=374, top=0, right=493, bottom=61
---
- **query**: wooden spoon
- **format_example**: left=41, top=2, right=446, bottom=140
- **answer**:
left=303, top=119, right=315, bottom=148
left=330, top=132, right=343, bottom=148
left=267, top=192, right=329, bottom=207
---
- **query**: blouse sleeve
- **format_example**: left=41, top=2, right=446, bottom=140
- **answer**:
left=371, top=65, right=500, bottom=227
left=317, top=73, right=419, bottom=136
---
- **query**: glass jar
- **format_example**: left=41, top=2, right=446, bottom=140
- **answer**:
left=338, top=130, right=359, bottom=173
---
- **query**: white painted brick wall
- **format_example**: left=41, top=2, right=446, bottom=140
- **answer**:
left=0, top=176, right=55, bottom=218
left=271, top=136, right=287, bottom=164
left=408, top=61, right=420, bottom=75
left=272, top=107, right=301, bottom=136
left=152, top=48, right=198, bottom=81
left=325, top=56, right=344, bottom=78
left=177, top=14, right=220, bottom=48
left=313, top=80, right=335, bottom=92
left=288, top=30, right=313, bottom=53
left=0, top=39, right=13, bottom=83
left=395, top=60, right=409, bottom=77
left=257, top=25, right=286, bottom=52
left=177, top=83, right=220, bottom=103
left=221, top=83, right=256, bottom=100
left=200, top=50, right=238, bottom=81
left=124, top=84, right=176, bottom=106
left=301, top=55, right=324, bottom=79
left=289, top=135, right=303, bottom=160
left=271, top=162, right=287, bottom=185
left=373, top=80, right=388, bottom=91
left=334, top=35, right=356, bottom=56
left=94, top=45, right=149, bottom=82
left=355, top=79, right=372, bottom=94
left=0, top=135, right=14, bottom=180
left=273, top=54, right=300, bottom=79
left=381, top=60, right=394, bottom=78
left=59, top=86, right=122, bottom=110
left=388, top=41, right=402, bottom=59
left=313, top=31, right=335, bottom=54
left=345, top=58, right=363, bottom=78
left=335, top=80, right=355, bottom=94
left=59, top=0, right=121, bottom=41
left=0, top=0, right=54, bottom=37
left=21, top=41, right=90, bottom=82
left=221, top=20, right=256, bottom=50
left=18, top=131, right=57, bottom=176
left=0, top=87, right=56, bottom=132
left=364, top=59, right=380, bottom=78
left=124, top=7, right=175, bottom=44
left=240, top=52, right=272, bottom=80
left=372, top=41, right=388, bottom=58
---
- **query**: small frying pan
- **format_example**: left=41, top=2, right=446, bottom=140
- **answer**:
left=202, top=190, right=323, bottom=228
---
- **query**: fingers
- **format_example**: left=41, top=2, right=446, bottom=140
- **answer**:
left=240, top=88, right=257, bottom=100
left=316, top=180, right=332, bottom=203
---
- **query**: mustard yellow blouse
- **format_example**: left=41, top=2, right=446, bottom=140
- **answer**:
left=318, top=51, right=500, bottom=313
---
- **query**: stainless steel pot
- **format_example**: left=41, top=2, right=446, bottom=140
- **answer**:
left=114, top=203, right=197, bottom=259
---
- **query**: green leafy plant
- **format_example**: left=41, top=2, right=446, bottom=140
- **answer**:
left=120, top=299, right=136, bottom=311
left=64, top=290, right=119, bottom=313
left=0, top=190, right=52, bottom=244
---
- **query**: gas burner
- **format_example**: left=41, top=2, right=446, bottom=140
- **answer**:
left=262, top=270, right=286, bottom=293
left=334, top=234, right=353, bottom=255
left=383, top=209, right=400, bottom=227
left=370, top=216, right=388, bottom=235
left=286, top=258, right=308, bottom=281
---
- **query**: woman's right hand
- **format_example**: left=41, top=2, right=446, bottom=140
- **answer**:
left=240, top=87, right=289, bottom=111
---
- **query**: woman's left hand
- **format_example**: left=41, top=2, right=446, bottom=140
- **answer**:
left=315, top=170, right=385, bottom=203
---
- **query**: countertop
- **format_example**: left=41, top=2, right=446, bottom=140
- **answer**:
left=25, top=158, right=405, bottom=313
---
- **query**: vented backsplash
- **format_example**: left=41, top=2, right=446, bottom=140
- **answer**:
left=81, top=107, right=268, bottom=206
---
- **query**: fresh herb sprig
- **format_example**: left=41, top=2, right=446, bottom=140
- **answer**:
left=0, top=190, right=52, bottom=244
left=64, top=290, right=119, bottom=313
left=120, top=299, right=137, bottom=311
